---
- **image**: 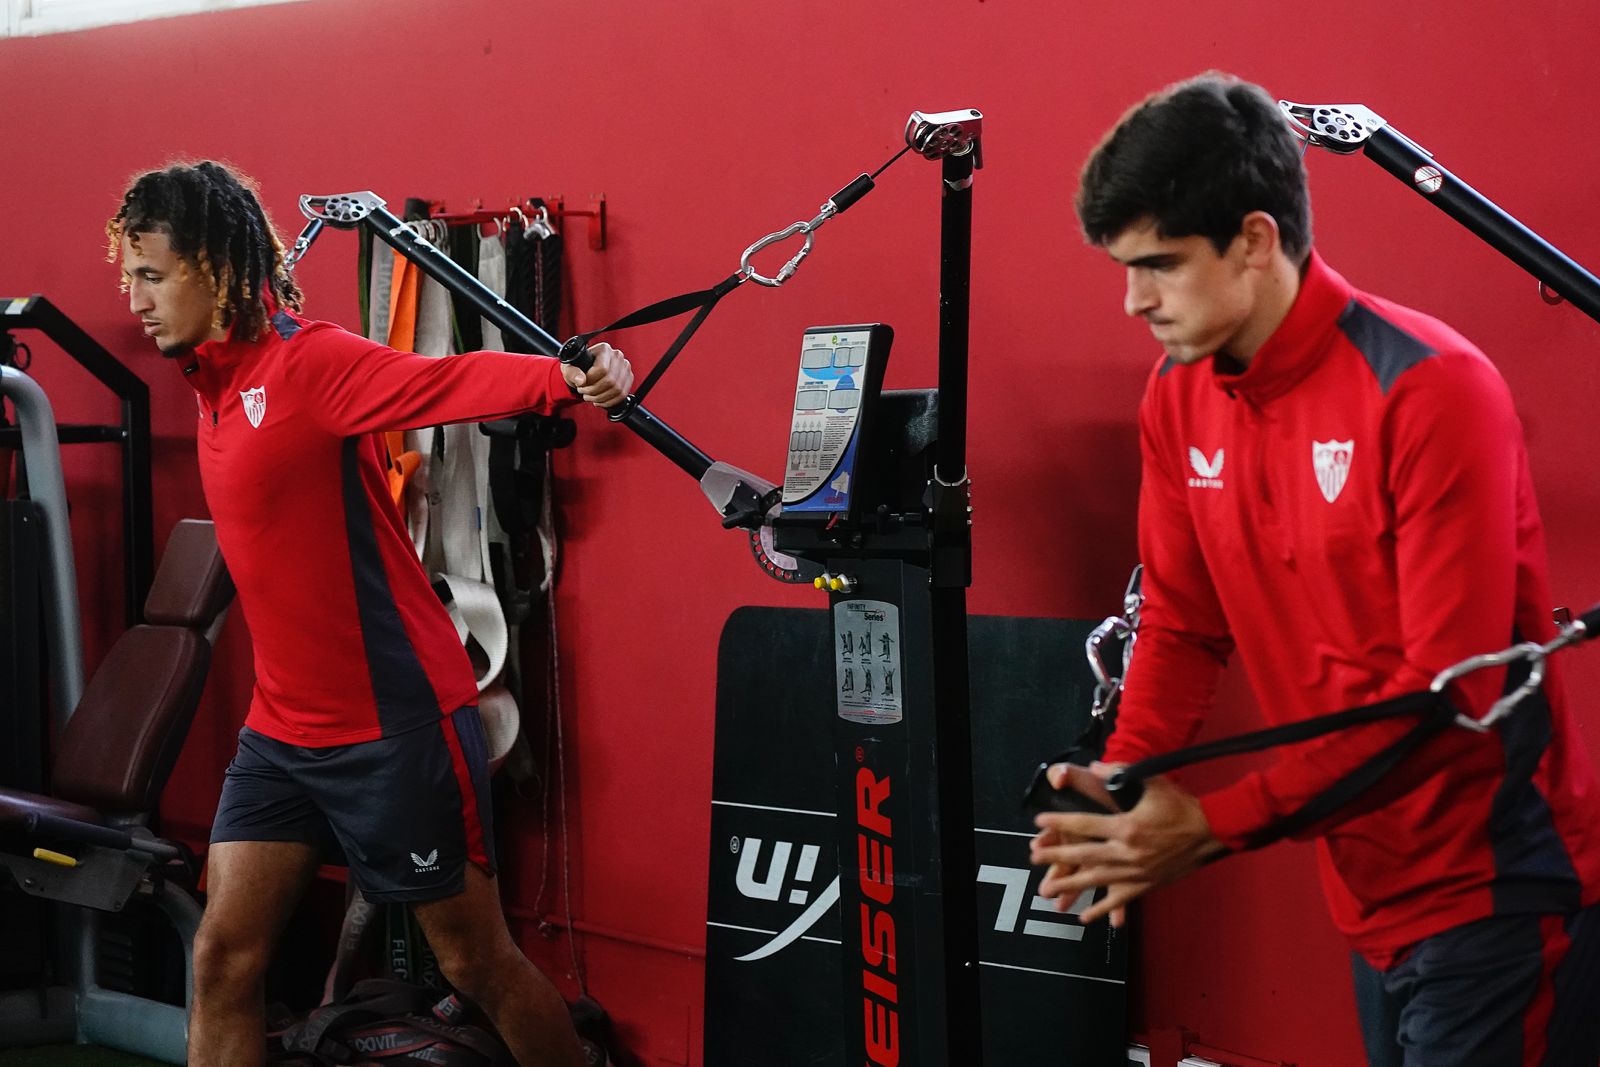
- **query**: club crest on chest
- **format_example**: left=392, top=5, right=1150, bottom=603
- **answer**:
left=240, top=386, right=267, bottom=429
left=1313, top=439, right=1354, bottom=503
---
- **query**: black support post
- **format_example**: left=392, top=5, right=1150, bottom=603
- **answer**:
left=928, top=148, right=981, bottom=1066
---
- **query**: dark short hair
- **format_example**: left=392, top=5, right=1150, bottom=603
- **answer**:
left=107, top=160, right=302, bottom=341
left=1076, top=72, right=1312, bottom=262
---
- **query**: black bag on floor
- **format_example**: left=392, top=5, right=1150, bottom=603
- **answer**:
left=273, top=978, right=513, bottom=1066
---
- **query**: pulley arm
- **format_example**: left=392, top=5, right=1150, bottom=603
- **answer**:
left=1280, top=99, right=1600, bottom=324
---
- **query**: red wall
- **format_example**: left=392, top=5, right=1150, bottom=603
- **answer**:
left=5, top=3, right=1600, bottom=1064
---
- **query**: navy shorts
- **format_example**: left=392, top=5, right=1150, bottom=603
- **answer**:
left=211, top=707, right=497, bottom=903
left=1352, top=903, right=1600, bottom=1066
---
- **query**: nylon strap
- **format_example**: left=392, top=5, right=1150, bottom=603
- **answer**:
left=1117, top=687, right=1448, bottom=782
left=562, top=270, right=746, bottom=405
left=1041, top=687, right=1456, bottom=851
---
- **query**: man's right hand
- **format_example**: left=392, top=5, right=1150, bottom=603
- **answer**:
left=563, top=342, right=634, bottom=409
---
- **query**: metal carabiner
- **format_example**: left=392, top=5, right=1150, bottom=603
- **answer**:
left=738, top=220, right=815, bottom=287
left=1428, top=625, right=1590, bottom=732
left=737, top=202, right=839, bottom=287
left=1086, top=616, right=1133, bottom=695
left=1084, top=564, right=1146, bottom=719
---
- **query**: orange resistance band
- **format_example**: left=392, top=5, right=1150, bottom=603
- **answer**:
left=382, top=250, right=424, bottom=506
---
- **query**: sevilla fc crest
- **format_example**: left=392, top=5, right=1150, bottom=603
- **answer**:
left=1312, top=439, right=1354, bottom=503
left=240, top=387, right=266, bottom=429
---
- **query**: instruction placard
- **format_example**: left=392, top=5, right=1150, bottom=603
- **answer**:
left=782, top=327, right=874, bottom=512
left=833, top=600, right=903, bottom=725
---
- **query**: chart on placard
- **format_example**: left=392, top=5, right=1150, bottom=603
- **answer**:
left=833, top=599, right=902, bottom=724
left=783, top=327, right=873, bottom=511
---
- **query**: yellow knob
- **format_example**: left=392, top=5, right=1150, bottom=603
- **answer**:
left=828, top=576, right=844, bottom=591
left=814, top=576, right=827, bottom=590
left=32, top=847, right=77, bottom=868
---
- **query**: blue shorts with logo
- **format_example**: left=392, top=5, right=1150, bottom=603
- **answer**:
left=210, top=707, right=497, bottom=903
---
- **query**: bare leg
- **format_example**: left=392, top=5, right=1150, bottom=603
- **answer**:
left=414, top=864, right=585, bottom=1067
left=188, top=840, right=319, bottom=1067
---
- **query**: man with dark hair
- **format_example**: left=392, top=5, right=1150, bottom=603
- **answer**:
left=111, top=160, right=630, bottom=1067
left=1031, top=74, right=1600, bottom=1064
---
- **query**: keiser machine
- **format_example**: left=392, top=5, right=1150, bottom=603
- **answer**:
left=289, top=109, right=1010, bottom=1066
left=766, top=111, right=982, bottom=1066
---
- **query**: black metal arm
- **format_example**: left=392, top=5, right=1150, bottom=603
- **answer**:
left=1280, top=99, right=1600, bottom=325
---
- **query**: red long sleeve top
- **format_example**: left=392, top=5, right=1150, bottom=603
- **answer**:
left=1104, top=252, right=1600, bottom=965
left=180, top=309, right=575, bottom=746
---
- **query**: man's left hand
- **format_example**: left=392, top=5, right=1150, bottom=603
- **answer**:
left=1029, top=765, right=1224, bottom=927
left=563, top=342, right=634, bottom=409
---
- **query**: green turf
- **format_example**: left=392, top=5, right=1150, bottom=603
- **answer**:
left=0, top=1047, right=169, bottom=1066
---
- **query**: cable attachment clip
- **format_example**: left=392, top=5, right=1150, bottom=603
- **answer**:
left=738, top=208, right=830, bottom=288
left=1278, top=100, right=1388, bottom=155
left=1430, top=618, right=1591, bottom=732
left=1085, top=564, right=1145, bottom=720
left=736, top=167, right=886, bottom=287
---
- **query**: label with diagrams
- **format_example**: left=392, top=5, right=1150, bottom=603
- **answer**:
left=833, top=599, right=903, bottom=724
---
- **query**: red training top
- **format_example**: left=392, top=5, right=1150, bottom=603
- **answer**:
left=180, top=309, right=574, bottom=746
left=1105, top=252, right=1600, bottom=965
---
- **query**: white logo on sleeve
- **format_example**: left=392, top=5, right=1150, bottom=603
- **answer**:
left=240, top=386, right=267, bottom=428
left=410, top=849, right=440, bottom=872
left=1187, top=446, right=1225, bottom=489
left=1312, top=439, right=1355, bottom=503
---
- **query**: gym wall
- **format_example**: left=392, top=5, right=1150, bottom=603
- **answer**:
left=3, top=2, right=1598, bottom=1064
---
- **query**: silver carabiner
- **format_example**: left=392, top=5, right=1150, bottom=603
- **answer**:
left=738, top=221, right=813, bottom=287
left=1429, top=619, right=1589, bottom=732
left=1084, top=564, right=1146, bottom=719
left=737, top=202, right=838, bottom=287
left=1086, top=616, right=1133, bottom=695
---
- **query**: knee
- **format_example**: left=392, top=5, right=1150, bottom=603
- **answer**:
left=433, top=938, right=524, bottom=1003
left=193, top=921, right=272, bottom=996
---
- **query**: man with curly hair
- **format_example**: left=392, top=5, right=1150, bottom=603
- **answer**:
left=112, top=160, right=628, bottom=1067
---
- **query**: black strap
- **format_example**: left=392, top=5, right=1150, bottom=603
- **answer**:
left=1116, top=688, right=1456, bottom=851
left=1239, top=693, right=1456, bottom=849
left=561, top=270, right=746, bottom=405
left=1036, top=687, right=1457, bottom=851
left=1117, top=687, right=1448, bottom=783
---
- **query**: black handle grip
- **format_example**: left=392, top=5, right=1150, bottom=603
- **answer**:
left=1578, top=603, right=1600, bottom=637
left=1030, top=782, right=1115, bottom=816
left=1105, top=772, right=1144, bottom=811
left=559, top=336, right=594, bottom=371
left=24, top=811, right=181, bottom=859
left=1023, top=760, right=1119, bottom=816
left=26, top=811, right=134, bottom=851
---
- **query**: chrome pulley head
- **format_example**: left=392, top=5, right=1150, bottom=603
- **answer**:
left=905, top=108, right=984, bottom=165
left=298, top=190, right=386, bottom=227
left=1279, top=100, right=1387, bottom=154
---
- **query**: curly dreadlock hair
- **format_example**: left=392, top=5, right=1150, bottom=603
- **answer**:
left=106, top=160, right=303, bottom=342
